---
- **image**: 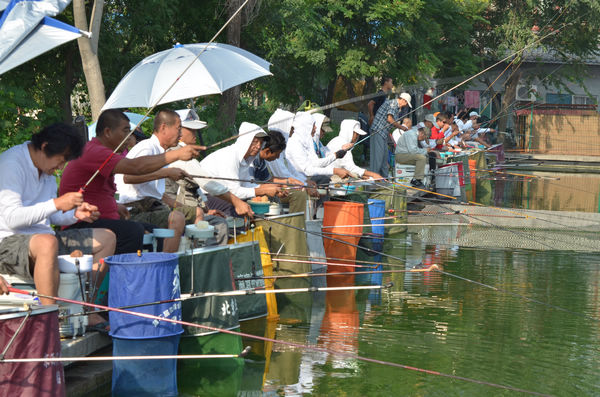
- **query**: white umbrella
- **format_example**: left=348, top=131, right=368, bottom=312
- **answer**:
left=0, top=16, right=87, bottom=75
left=87, top=112, right=152, bottom=140
left=102, top=42, right=272, bottom=110
left=0, top=0, right=84, bottom=75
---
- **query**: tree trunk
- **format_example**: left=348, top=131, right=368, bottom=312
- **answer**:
left=498, top=65, right=521, bottom=146
left=61, top=46, right=75, bottom=122
left=73, top=0, right=106, bottom=121
left=217, top=0, right=242, bottom=136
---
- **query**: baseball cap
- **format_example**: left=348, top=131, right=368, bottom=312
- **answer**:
left=416, top=122, right=426, bottom=130
left=424, top=114, right=436, bottom=124
left=175, top=109, right=207, bottom=130
left=469, top=111, right=480, bottom=118
left=353, top=124, right=367, bottom=135
left=399, top=92, right=412, bottom=108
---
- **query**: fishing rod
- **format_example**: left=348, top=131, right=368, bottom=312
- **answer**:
left=257, top=212, right=600, bottom=317
left=0, top=348, right=251, bottom=364
left=236, top=265, right=440, bottom=281
left=205, top=18, right=565, bottom=154
left=62, top=283, right=392, bottom=318
left=4, top=287, right=550, bottom=396
left=271, top=258, right=378, bottom=269
left=262, top=251, right=405, bottom=266
left=415, top=195, right=587, bottom=250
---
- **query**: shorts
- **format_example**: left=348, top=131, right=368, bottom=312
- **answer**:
left=0, top=229, right=93, bottom=279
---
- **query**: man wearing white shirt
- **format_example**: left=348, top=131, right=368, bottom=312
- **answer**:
left=0, top=123, right=116, bottom=306
left=115, top=110, right=190, bottom=252
left=164, top=110, right=253, bottom=243
left=327, top=119, right=383, bottom=180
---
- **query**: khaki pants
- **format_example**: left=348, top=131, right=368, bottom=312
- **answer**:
left=394, top=153, right=427, bottom=180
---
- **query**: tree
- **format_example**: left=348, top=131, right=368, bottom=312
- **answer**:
left=473, top=0, right=600, bottom=135
left=73, top=0, right=106, bottom=121
left=243, top=0, right=485, bottom=115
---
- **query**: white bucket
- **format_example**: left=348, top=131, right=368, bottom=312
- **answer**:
left=57, top=273, right=88, bottom=337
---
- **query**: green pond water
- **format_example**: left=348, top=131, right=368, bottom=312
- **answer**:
left=173, top=232, right=599, bottom=397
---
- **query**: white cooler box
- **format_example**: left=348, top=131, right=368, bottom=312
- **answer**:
left=395, top=163, right=430, bottom=186
left=435, top=163, right=463, bottom=197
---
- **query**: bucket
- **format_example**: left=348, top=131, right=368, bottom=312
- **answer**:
left=112, top=335, right=180, bottom=397
left=468, top=159, right=477, bottom=200
left=322, top=202, right=364, bottom=273
left=0, top=306, right=64, bottom=397
left=57, top=273, right=88, bottom=337
left=107, top=253, right=182, bottom=397
left=107, top=252, right=183, bottom=339
left=367, top=199, right=385, bottom=241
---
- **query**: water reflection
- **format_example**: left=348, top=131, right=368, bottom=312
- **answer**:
left=183, top=232, right=599, bottom=396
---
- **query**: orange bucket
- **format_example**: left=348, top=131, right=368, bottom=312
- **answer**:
left=322, top=201, right=364, bottom=273
left=468, top=159, right=477, bottom=200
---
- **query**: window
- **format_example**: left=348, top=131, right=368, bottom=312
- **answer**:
left=572, top=95, right=597, bottom=105
left=545, top=93, right=572, bottom=105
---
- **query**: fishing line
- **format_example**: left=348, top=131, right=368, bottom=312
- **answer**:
left=236, top=265, right=440, bottom=281
left=5, top=286, right=551, bottom=396
left=62, top=283, right=391, bottom=318
left=0, top=349, right=251, bottom=363
left=415, top=195, right=598, bottom=250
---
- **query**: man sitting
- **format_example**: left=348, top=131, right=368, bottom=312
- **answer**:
left=0, top=123, right=115, bottom=317
left=326, top=119, right=384, bottom=180
left=115, top=110, right=198, bottom=252
left=250, top=130, right=309, bottom=213
left=164, top=109, right=253, bottom=244
left=286, top=112, right=351, bottom=185
left=199, top=122, right=284, bottom=214
left=395, top=122, right=435, bottom=188
left=61, top=109, right=203, bottom=253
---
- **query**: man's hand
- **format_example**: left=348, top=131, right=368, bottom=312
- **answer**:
left=75, top=202, right=100, bottom=223
left=117, top=204, right=130, bottom=220
left=164, top=167, right=189, bottom=181
left=333, top=168, right=351, bottom=178
left=289, top=178, right=303, bottom=186
left=207, top=209, right=226, bottom=218
left=233, top=198, right=253, bottom=218
left=54, top=191, right=84, bottom=212
left=260, top=184, right=282, bottom=197
left=175, top=144, right=205, bottom=161
left=0, top=275, right=10, bottom=295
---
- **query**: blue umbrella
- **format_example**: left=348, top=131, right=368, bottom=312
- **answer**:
left=0, top=0, right=87, bottom=75
left=87, top=112, right=152, bottom=140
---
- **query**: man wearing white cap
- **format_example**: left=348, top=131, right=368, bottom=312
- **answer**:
left=369, top=92, right=412, bottom=177
left=327, top=119, right=384, bottom=180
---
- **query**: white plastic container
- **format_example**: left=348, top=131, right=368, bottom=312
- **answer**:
left=266, top=202, right=282, bottom=216
left=57, top=273, right=88, bottom=337
left=57, top=255, right=93, bottom=273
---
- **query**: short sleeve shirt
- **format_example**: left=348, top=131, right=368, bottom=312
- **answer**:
left=370, top=99, right=401, bottom=135
left=60, top=138, right=124, bottom=220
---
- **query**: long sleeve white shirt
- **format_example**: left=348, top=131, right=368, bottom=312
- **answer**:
left=199, top=123, right=266, bottom=200
left=286, top=132, right=337, bottom=178
left=0, top=142, right=77, bottom=241
left=168, top=142, right=229, bottom=197
left=326, top=120, right=366, bottom=177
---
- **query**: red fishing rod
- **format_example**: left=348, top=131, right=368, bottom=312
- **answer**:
left=5, top=286, right=550, bottom=396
